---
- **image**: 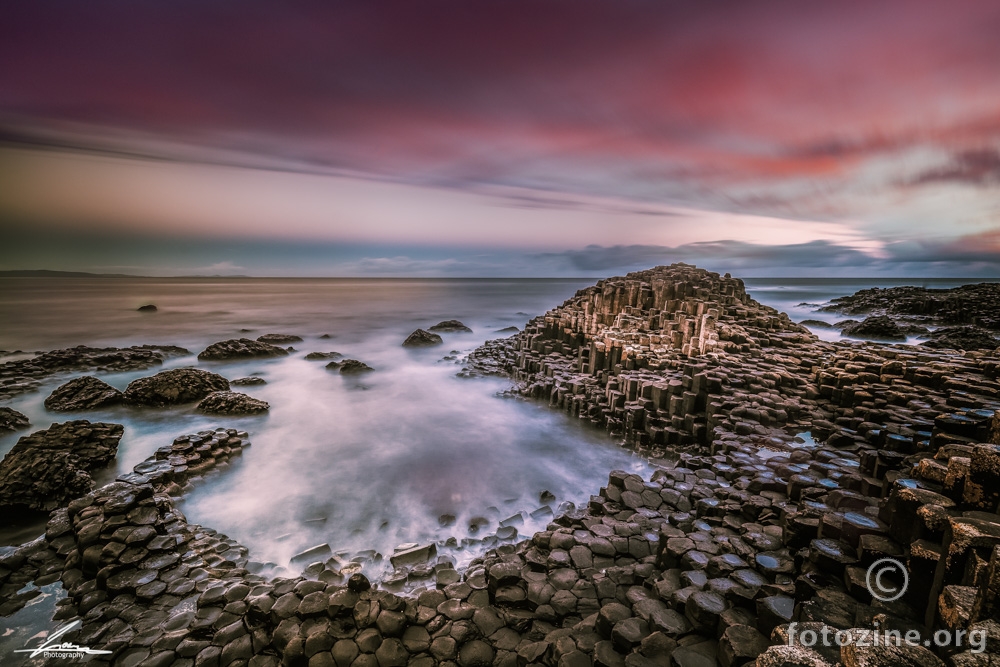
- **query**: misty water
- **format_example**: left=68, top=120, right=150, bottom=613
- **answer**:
left=1, top=276, right=994, bottom=583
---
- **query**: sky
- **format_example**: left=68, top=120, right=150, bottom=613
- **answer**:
left=1, top=0, right=999, bottom=277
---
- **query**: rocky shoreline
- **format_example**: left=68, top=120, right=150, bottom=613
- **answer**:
left=2, top=264, right=1000, bottom=666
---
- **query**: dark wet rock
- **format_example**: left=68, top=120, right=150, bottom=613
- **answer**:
left=718, top=624, right=769, bottom=667
left=840, top=316, right=907, bottom=341
left=231, top=376, right=267, bottom=386
left=429, top=320, right=473, bottom=333
left=402, top=329, right=443, bottom=347
left=197, top=391, right=269, bottom=415
left=0, top=420, right=123, bottom=515
left=799, top=319, right=834, bottom=329
left=338, top=359, right=374, bottom=374
left=305, top=351, right=342, bottom=360
left=137, top=304, right=157, bottom=312
left=495, top=326, right=519, bottom=333
left=123, top=368, right=229, bottom=407
left=921, top=325, right=999, bottom=351
left=44, top=375, right=123, bottom=411
left=197, top=338, right=289, bottom=361
left=821, top=281, right=1000, bottom=330
left=0, top=407, right=30, bottom=432
left=257, top=333, right=303, bottom=344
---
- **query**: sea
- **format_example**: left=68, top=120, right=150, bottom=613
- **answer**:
left=0, top=274, right=997, bottom=654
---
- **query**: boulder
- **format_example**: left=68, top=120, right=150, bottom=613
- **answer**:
left=231, top=376, right=267, bottom=386
left=257, top=333, right=303, bottom=344
left=197, top=391, right=269, bottom=415
left=44, top=375, right=123, bottom=411
left=0, top=420, right=123, bottom=515
left=123, top=368, right=230, bottom=407
left=840, top=316, right=907, bottom=341
left=429, top=320, right=473, bottom=333
left=0, top=407, right=29, bottom=432
left=338, top=359, right=374, bottom=374
left=305, top=351, right=342, bottom=360
left=197, top=338, right=289, bottom=361
left=137, top=304, right=157, bottom=312
left=402, top=329, right=443, bottom=347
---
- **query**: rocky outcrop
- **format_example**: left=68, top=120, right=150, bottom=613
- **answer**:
left=232, top=376, right=267, bottom=386
left=305, top=351, right=342, bottom=360
left=44, top=375, right=123, bottom=411
left=258, top=333, right=303, bottom=344
left=197, top=391, right=270, bottom=415
left=0, top=420, right=123, bottom=516
left=921, top=325, right=999, bottom=351
left=840, top=315, right=907, bottom=341
left=403, top=329, right=443, bottom=347
left=198, top=338, right=290, bottom=361
left=0, top=344, right=188, bottom=401
left=123, top=368, right=230, bottom=406
left=429, top=320, right=473, bottom=333
left=0, top=407, right=29, bottom=432
left=821, top=282, right=1000, bottom=330
left=337, top=359, right=374, bottom=374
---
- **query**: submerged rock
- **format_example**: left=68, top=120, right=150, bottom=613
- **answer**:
left=840, top=316, right=907, bottom=341
left=338, top=359, right=374, bottom=374
left=197, top=391, right=269, bottom=415
left=799, top=319, right=835, bottom=329
left=402, top=329, right=443, bottom=347
left=0, top=407, right=29, bottom=432
left=921, top=325, right=999, bottom=351
left=305, top=351, right=343, bottom=360
left=429, top=320, right=473, bottom=333
left=44, top=375, right=123, bottom=411
left=123, top=368, right=230, bottom=406
left=495, top=326, right=520, bottom=333
left=197, top=338, right=289, bottom=361
left=136, top=304, right=157, bottom=312
left=0, top=420, right=123, bottom=515
left=231, top=376, right=267, bottom=386
left=257, top=333, right=303, bottom=344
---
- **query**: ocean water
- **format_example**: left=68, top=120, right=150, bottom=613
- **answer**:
left=0, top=278, right=651, bottom=579
left=0, top=275, right=994, bottom=580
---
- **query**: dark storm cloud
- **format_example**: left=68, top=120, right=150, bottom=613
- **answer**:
left=912, top=149, right=1000, bottom=186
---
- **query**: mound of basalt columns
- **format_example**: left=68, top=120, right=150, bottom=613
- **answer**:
left=197, top=390, right=270, bottom=415
left=0, top=406, right=30, bottom=432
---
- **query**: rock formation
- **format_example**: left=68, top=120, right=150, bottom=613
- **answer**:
left=821, top=282, right=1000, bottom=330
left=44, top=375, right=124, bottom=411
left=198, top=338, right=290, bottom=361
left=123, top=368, right=230, bottom=407
left=839, top=315, right=907, bottom=341
left=137, top=304, right=157, bottom=312
left=197, top=391, right=270, bottom=415
left=232, top=376, right=267, bottom=386
left=305, top=351, right=342, bottom=360
left=920, top=325, right=999, bottom=351
left=0, top=420, right=123, bottom=516
left=258, top=333, right=303, bottom=344
left=338, top=359, right=374, bottom=374
left=0, top=406, right=29, bottom=432
left=403, top=329, right=444, bottom=347
left=429, top=320, right=473, bottom=333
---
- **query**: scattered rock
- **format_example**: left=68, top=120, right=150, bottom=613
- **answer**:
left=496, top=326, right=519, bottom=333
left=137, top=304, right=158, bottom=312
left=429, top=320, right=473, bottom=333
left=338, top=359, right=374, bottom=374
left=799, top=319, right=834, bottom=329
left=0, top=420, right=123, bottom=515
left=840, top=316, right=907, bottom=341
left=257, top=334, right=303, bottom=344
left=0, top=407, right=30, bottom=432
left=44, top=375, right=123, bottom=411
left=402, top=329, right=443, bottom=347
left=231, top=376, right=267, bottom=386
left=197, top=391, right=269, bottom=415
left=304, top=351, right=342, bottom=360
left=123, top=368, right=229, bottom=406
left=197, top=338, right=289, bottom=361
